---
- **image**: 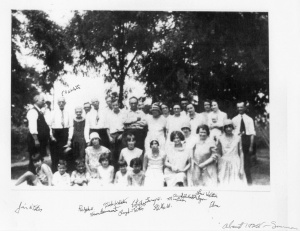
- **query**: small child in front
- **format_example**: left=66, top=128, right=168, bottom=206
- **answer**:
left=15, top=153, right=52, bottom=186
left=71, top=159, right=90, bottom=186
left=127, top=158, right=145, bottom=187
left=114, top=160, right=129, bottom=187
left=97, top=153, right=114, bottom=186
left=52, top=160, right=71, bottom=187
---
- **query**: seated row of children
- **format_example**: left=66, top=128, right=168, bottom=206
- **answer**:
left=15, top=131, right=189, bottom=187
left=15, top=153, right=146, bottom=187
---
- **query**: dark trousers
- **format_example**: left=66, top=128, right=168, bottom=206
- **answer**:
left=122, top=128, right=147, bottom=151
left=241, top=135, right=253, bottom=185
left=89, top=129, right=110, bottom=150
left=27, top=134, right=48, bottom=174
left=50, top=128, right=69, bottom=172
left=110, top=131, right=123, bottom=169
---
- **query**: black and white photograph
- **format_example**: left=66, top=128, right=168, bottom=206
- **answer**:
left=11, top=10, right=269, bottom=189
left=1, top=0, right=300, bottom=230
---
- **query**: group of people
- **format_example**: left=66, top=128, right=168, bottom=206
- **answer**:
left=15, top=93, right=256, bottom=188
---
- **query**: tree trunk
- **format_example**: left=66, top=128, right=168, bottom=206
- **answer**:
left=118, top=73, right=125, bottom=108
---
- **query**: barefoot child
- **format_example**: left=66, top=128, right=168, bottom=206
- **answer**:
left=114, top=160, right=128, bottom=187
left=71, top=159, right=90, bottom=186
left=15, top=153, right=52, bottom=186
left=127, top=158, right=145, bottom=187
left=52, top=160, right=71, bottom=187
left=97, top=153, right=114, bottom=186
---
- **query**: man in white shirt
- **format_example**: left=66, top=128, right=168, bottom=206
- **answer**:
left=108, top=99, right=126, bottom=166
left=200, top=99, right=211, bottom=125
left=186, top=103, right=205, bottom=135
left=123, top=96, right=147, bottom=150
left=83, top=102, right=91, bottom=115
left=84, top=98, right=111, bottom=149
left=232, top=101, right=256, bottom=185
left=49, top=97, right=73, bottom=172
left=26, top=94, right=50, bottom=173
left=166, top=103, right=189, bottom=144
left=180, top=98, right=189, bottom=116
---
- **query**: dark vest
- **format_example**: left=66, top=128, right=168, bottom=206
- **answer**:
left=32, top=107, right=50, bottom=141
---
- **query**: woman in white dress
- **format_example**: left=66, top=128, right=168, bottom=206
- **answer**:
left=208, top=100, right=228, bottom=133
left=144, top=104, right=167, bottom=152
left=217, top=119, right=247, bottom=188
left=189, top=125, right=219, bottom=187
left=164, top=131, right=191, bottom=187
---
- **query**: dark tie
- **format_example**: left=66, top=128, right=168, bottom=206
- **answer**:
left=61, top=110, right=64, bottom=128
left=240, top=115, right=246, bottom=134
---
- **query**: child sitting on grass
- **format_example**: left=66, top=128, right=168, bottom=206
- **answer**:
left=71, top=159, right=90, bottom=186
left=52, top=160, right=71, bottom=187
left=15, top=153, right=52, bottom=186
left=97, top=153, right=114, bottom=186
left=127, top=158, right=145, bottom=187
left=114, top=160, right=128, bottom=187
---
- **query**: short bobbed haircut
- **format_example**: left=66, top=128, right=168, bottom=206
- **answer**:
left=99, top=152, right=111, bottom=164
left=32, top=153, right=43, bottom=162
left=75, top=158, right=85, bottom=167
left=196, top=124, right=210, bottom=136
left=118, top=160, right=128, bottom=168
left=58, top=159, right=67, bottom=168
left=170, top=131, right=185, bottom=142
left=125, top=133, right=136, bottom=142
left=130, top=157, right=142, bottom=168
left=150, top=140, right=159, bottom=147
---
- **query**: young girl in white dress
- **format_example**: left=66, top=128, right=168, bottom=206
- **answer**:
left=114, top=160, right=129, bottom=187
left=119, top=133, right=143, bottom=169
left=143, top=139, right=166, bottom=187
left=97, top=153, right=114, bottom=186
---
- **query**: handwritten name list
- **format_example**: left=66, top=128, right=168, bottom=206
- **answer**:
left=78, top=189, right=219, bottom=217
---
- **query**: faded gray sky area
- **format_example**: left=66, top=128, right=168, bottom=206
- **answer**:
left=16, top=10, right=148, bottom=114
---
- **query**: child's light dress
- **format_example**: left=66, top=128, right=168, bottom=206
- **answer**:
left=114, top=171, right=129, bottom=187
left=144, top=151, right=166, bottom=187
left=97, top=165, right=114, bottom=186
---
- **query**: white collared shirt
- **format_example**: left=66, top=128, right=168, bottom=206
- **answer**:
left=188, top=112, right=205, bottom=135
left=123, top=109, right=146, bottom=129
left=52, top=171, right=71, bottom=187
left=232, top=113, right=256, bottom=136
left=84, top=108, right=108, bottom=142
left=107, top=109, right=126, bottom=134
left=26, top=105, right=43, bottom=134
left=50, top=109, right=72, bottom=129
left=49, top=109, right=73, bottom=139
